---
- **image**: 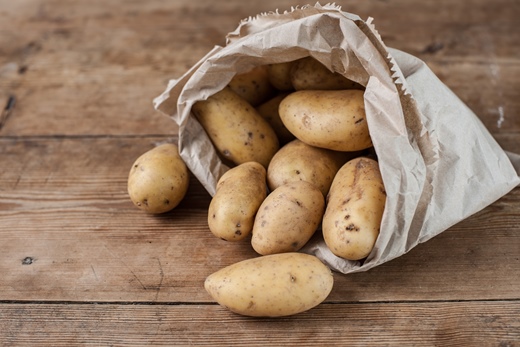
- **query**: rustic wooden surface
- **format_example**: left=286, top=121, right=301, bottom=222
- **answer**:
left=1, top=0, right=519, bottom=345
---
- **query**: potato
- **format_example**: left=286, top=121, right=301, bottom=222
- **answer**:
left=256, top=93, right=295, bottom=145
left=204, top=252, right=334, bottom=317
left=267, top=139, right=355, bottom=197
left=127, top=143, right=189, bottom=214
left=228, top=65, right=276, bottom=106
left=192, top=86, right=279, bottom=168
left=208, top=162, right=267, bottom=241
left=290, top=56, right=361, bottom=90
left=266, top=61, right=295, bottom=91
left=251, top=180, right=325, bottom=255
left=322, top=157, right=386, bottom=260
left=279, top=89, right=372, bottom=152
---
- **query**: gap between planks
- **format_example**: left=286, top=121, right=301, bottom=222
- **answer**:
left=1, top=298, right=519, bottom=306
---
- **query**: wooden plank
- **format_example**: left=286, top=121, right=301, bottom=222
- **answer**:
left=495, top=133, right=520, bottom=154
left=1, top=59, right=517, bottom=136
left=426, top=60, right=520, bottom=135
left=0, top=301, right=518, bottom=346
left=2, top=59, right=517, bottom=136
left=0, top=0, right=518, bottom=344
left=1, top=0, right=519, bottom=136
left=2, top=0, right=517, bottom=60
left=0, top=137, right=518, bottom=302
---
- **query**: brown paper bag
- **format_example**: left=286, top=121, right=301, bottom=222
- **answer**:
left=154, top=4, right=520, bottom=273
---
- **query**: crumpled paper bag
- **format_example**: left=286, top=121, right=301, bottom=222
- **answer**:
left=153, top=3, right=520, bottom=274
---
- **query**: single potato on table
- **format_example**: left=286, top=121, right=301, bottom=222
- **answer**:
left=322, top=157, right=386, bottom=260
left=208, top=162, right=267, bottom=241
left=127, top=143, right=189, bottom=214
left=204, top=252, right=334, bottom=317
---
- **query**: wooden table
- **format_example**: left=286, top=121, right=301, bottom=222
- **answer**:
left=1, top=0, right=519, bottom=345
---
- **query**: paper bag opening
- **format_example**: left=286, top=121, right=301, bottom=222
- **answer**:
left=154, top=4, right=520, bottom=274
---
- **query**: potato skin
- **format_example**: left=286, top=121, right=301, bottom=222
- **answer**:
left=322, top=157, right=386, bottom=260
left=267, top=61, right=295, bottom=91
left=279, top=89, right=372, bottom=152
left=251, top=181, right=325, bottom=255
left=204, top=252, right=334, bottom=317
left=267, top=139, right=353, bottom=197
left=208, top=162, right=267, bottom=241
left=192, top=87, right=279, bottom=168
left=127, top=143, right=189, bottom=214
left=256, top=93, right=295, bottom=145
left=290, top=57, right=361, bottom=90
left=228, top=65, right=276, bottom=106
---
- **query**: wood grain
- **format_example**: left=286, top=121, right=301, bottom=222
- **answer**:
left=0, top=137, right=518, bottom=302
left=1, top=0, right=519, bottom=136
left=1, top=0, right=519, bottom=344
left=0, top=302, right=518, bottom=346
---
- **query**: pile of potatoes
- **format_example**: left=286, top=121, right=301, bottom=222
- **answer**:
left=127, top=57, right=387, bottom=317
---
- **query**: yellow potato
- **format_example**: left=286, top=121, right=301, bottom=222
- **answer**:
left=266, top=61, right=295, bottom=91
left=204, top=252, right=334, bottom=317
left=267, top=139, right=355, bottom=197
left=256, top=93, right=295, bottom=145
left=290, top=56, right=361, bottom=90
left=192, top=86, right=279, bottom=168
left=322, top=157, right=386, bottom=260
left=279, top=89, right=372, bottom=152
left=251, top=180, right=325, bottom=255
left=228, top=65, right=276, bottom=106
left=208, top=162, right=267, bottom=241
left=127, top=143, right=189, bottom=214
